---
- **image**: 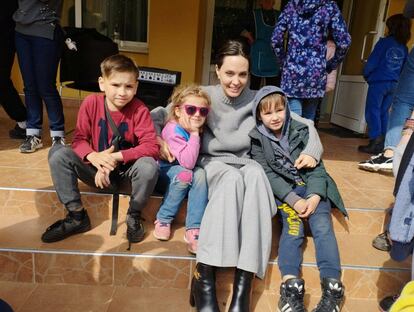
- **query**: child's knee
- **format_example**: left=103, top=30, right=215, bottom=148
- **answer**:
left=176, top=170, right=193, bottom=184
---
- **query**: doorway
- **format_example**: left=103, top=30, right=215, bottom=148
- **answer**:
left=330, top=0, right=388, bottom=133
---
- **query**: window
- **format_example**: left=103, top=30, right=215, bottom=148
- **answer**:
left=61, top=0, right=149, bottom=53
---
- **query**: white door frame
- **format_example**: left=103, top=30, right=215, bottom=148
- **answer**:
left=201, top=0, right=215, bottom=85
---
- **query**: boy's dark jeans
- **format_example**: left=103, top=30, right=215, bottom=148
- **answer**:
left=48, top=144, right=159, bottom=215
left=276, top=185, right=341, bottom=280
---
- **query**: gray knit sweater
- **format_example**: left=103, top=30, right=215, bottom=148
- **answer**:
left=151, top=84, right=323, bottom=166
left=13, top=0, right=63, bottom=40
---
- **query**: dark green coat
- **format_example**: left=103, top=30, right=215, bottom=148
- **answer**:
left=249, top=119, right=347, bottom=216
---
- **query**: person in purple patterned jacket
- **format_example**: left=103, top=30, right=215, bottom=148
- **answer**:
left=271, top=0, right=351, bottom=121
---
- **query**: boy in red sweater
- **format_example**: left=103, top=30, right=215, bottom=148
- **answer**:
left=42, top=54, right=159, bottom=244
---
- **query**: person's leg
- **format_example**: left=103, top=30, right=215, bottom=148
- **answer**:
left=308, top=200, right=341, bottom=280
left=0, top=27, right=27, bottom=124
left=384, top=48, right=414, bottom=153
left=42, top=144, right=95, bottom=242
left=31, top=27, right=65, bottom=138
left=249, top=74, right=262, bottom=90
left=156, top=165, right=191, bottom=224
left=288, top=98, right=303, bottom=116
left=197, top=161, right=245, bottom=268
left=264, top=75, right=281, bottom=87
left=14, top=32, right=43, bottom=137
left=302, top=98, right=321, bottom=121
left=185, top=167, right=208, bottom=229
left=237, top=163, right=277, bottom=279
left=365, top=83, right=384, bottom=140
left=380, top=82, right=398, bottom=137
left=120, top=157, right=158, bottom=243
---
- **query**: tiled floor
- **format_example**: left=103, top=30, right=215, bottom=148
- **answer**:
left=0, top=102, right=403, bottom=311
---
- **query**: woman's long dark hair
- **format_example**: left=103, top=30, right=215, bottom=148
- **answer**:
left=386, top=14, right=412, bottom=45
left=215, top=39, right=250, bottom=69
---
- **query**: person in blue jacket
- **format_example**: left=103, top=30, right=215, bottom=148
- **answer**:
left=272, top=0, right=351, bottom=121
left=358, top=14, right=411, bottom=154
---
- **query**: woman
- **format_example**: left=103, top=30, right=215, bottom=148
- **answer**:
left=151, top=39, right=323, bottom=312
left=14, top=0, right=65, bottom=153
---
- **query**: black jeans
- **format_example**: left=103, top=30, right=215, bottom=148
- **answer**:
left=0, top=23, right=26, bottom=122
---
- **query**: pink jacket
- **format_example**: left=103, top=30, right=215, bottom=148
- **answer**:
left=326, top=40, right=337, bottom=92
left=161, top=121, right=200, bottom=169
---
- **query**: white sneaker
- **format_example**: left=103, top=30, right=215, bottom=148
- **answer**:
left=358, top=153, right=393, bottom=172
left=19, top=135, right=43, bottom=153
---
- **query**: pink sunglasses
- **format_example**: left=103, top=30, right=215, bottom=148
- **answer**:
left=183, top=105, right=210, bottom=117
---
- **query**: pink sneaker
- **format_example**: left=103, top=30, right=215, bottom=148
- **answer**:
left=184, top=228, right=199, bottom=254
left=153, top=220, right=171, bottom=241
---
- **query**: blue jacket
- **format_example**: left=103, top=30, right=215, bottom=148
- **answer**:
left=363, top=36, right=408, bottom=83
left=271, top=0, right=351, bottom=98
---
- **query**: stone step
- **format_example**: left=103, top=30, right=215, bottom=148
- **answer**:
left=0, top=215, right=410, bottom=304
left=0, top=281, right=382, bottom=312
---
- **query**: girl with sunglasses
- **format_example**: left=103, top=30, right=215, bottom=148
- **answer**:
left=154, top=84, right=211, bottom=254
left=151, top=39, right=323, bottom=312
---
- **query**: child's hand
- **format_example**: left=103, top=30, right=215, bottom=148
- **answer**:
left=180, top=117, right=200, bottom=135
left=294, top=154, right=317, bottom=169
left=94, top=170, right=110, bottom=189
left=299, top=195, right=321, bottom=218
left=293, top=198, right=307, bottom=215
left=86, top=145, right=117, bottom=172
left=157, top=136, right=175, bottom=162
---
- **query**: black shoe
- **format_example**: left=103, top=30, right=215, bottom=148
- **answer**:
left=229, top=269, right=254, bottom=312
left=379, top=295, right=398, bottom=312
left=189, top=262, right=220, bottom=311
left=312, top=278, right=344, bottom=312
left=278, top=278, right=306, bottom=312
left=126, top=213, right=145, bottom=243
left=358, top=153, right=393, bottom=172
left=358, top=136, right=384, bottom=154
left=41, top=209, right=91, bottom=243
left=9, top=124, right=26, bottom=140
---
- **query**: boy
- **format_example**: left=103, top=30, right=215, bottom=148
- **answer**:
left=249, top=86, right=347, bottom=312
left=42, top=54, right=159, bottom=244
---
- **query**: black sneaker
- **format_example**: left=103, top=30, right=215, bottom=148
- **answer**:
left=358, top=153, right=393, bottom=172
left=52, top=136, right=66, bottom=146
left=312, top=278, right=344, bottom=312
left=19, top=135, right=43, bottom=153
left=9, top=124, right=26, bottom=140
left=372, top=231, right=391, bottom=252
left=41, top=210, right=91, bottom=243
left=126, top=213, right=145, bottom=243
left=278, top=278, right=306, bottom=312
left=379, top=295, right=398, bottom=312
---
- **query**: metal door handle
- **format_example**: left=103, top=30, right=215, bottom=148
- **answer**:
left=361, top=31, right=377, bottom=62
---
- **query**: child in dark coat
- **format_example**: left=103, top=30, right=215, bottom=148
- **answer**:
left=249, top=85, right=347, bottom=312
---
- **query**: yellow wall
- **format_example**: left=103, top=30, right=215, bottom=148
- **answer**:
left=11, top=0, right=205, bottom=99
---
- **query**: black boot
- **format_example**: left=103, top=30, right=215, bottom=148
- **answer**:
left=358, top=136, right=384, bottom=154
left=189, top=263, right=220, bottom=312
left=312, top=278, right=344, bottom=312
left=228, top=269, right=254, bottom=312
left=278, top=278, right=306, bottom=312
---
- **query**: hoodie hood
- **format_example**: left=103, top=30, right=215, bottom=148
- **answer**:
left=252, top=85, right=291, bottom=142
left=293, top=0, right=326, bottom=17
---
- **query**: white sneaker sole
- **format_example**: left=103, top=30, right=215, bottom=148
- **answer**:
left=19, top=143, right=43, bottom=153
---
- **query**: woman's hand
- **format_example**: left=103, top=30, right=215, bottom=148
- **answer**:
left=298, top=195, right=321, bottom=218
left=293, top=198, right=307, bottom=215
left=157, top=136, right=175, bottom=162
left=294, top=154, right=317, bottom=169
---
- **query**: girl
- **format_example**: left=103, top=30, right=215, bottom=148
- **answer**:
left=359, top=14, right=411, bottom=154
left=154, top=84, right=210, bottom=255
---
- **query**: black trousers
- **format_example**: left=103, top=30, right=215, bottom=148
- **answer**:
left=0, top=22, right=27, bottom=122
left=249, top=74, right=281, bottom=90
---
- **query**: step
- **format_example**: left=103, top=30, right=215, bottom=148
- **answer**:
left=0, top=281, right=382, bottom=312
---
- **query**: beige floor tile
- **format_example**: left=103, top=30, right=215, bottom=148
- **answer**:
left=0, top=251, right=33, bottom=283
left=0, top=281, right=37, bottom=311
left=19, top=283, right=114, bottom=312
